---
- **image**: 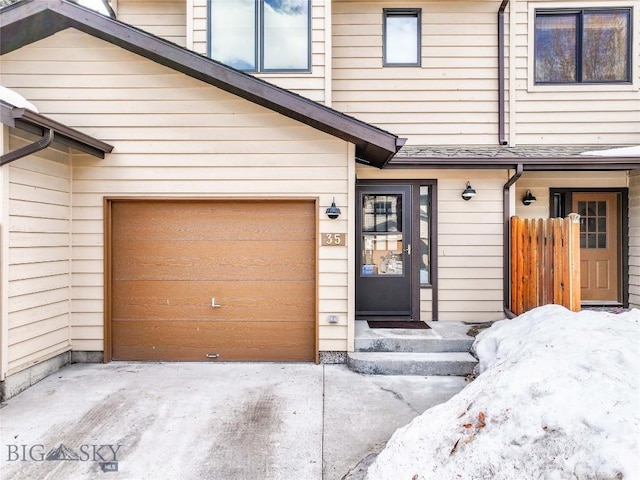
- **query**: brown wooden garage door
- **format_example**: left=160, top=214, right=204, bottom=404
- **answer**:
left=108, top=200, right=316, bottom=362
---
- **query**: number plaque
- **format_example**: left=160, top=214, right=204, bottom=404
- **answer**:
left=321, top=233, right=346, bottom=246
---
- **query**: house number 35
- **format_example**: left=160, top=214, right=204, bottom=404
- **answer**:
left=322, top=233, right=345, bottom=246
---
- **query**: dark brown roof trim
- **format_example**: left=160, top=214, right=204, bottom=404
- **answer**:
left=0, top=0, right=404, bottom=168
left=1, top=100, right=114, bottom=158
left=387, top=156, right=640, bottom=171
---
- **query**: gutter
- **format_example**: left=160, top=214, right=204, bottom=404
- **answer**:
left=498, top=0, right=509, bottom=146
left=503, top=163, right=523, bottom=318
left=0, top=127, right=54, bottom=165
left=1, top=101, right=113, bottom=160
left=386, top=156, right=640, bottom=170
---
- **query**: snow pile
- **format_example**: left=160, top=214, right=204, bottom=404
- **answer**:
left=0, top=86, right=39, bottom=112
left=580, top=145, right=640, bottom=157
left=366, top=305, right=640, bottom=480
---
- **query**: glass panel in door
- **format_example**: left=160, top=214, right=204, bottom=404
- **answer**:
left=361, top=194, right=404, bottom=276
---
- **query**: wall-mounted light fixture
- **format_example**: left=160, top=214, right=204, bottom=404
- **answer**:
left=522, top=189, right=537, bottom=206
left=461, top=181, right=476, bottom=201
left=325, top=197, right=342, bottom=219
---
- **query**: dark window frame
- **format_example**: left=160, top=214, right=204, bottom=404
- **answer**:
left=383, top=8, right=422, bottom=67
left=534, top=7, right=633, bottom=85
left=207, top=0, right=312, bottom=73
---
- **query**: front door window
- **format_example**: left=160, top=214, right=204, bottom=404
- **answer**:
left=361, top=194, right=404, bottom=277
left=578, top=200, right=607, bottom=249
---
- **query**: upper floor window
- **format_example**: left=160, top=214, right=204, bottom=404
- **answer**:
left=534, top=8, right=631, bottom=84
left=209, top=0, right=311, bottom=72
left=383, top=9, right=421, bottom=66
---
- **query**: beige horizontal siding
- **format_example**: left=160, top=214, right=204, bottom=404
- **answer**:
left=191, top=0, right=327, bottom=104
left=630, top=170, right=640, bottom=308
left=1, top=29, right=351, bottom=353
left=4, top=132, right=72, bottom=376
left=333, top=0, right=638, bottom=146
left=515, top=0, right=640, bottom=145
left=515, top=171, right=629, bottom=220
left=115, top=0, right=187, bottom=47
left=333, top=0, right=504, bottom=145
left=357, top=167, right=507, bottom=322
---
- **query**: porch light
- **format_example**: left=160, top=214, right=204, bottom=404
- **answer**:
left=461, top=182, right=476, bottom=201
left=522, top=190, right=537, bottom=206
left=325, top=198, right=342, bottom=219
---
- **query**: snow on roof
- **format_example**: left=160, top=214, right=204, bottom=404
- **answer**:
left=366, top=305, right=640, bottom=479
left=580, top=145, right=640, bottom=157
left=0, top=86, right=39, bottom=113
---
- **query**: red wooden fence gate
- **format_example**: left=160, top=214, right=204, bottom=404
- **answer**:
left=510, top=214, right=581, bottom=315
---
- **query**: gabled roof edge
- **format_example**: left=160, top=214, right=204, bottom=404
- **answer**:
left=1, top=0, right=402, bottom=168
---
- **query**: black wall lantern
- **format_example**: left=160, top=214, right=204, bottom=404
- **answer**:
left=522, top=189, right=537, bottom=206
left=326, top=197, right=342, bottom=219
left=461, top=181, right=476, bottom=201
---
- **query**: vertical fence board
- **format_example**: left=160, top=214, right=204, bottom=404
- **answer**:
left=511, top=217, right=522, bottom=314
left=510, top=216, right=581, bottom=315
left=567, top=213, right=581, bottom=311
left=553, top=218, right=564, bottom=306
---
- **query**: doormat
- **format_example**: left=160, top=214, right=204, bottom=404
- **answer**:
left=367, top=321, right=430, bottom=329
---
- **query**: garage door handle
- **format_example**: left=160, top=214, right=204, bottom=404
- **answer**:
left=206, top=354, right=220, bottom=359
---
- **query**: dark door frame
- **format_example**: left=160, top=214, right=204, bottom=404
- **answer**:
left=550, top=187, right=629, bottom=307
left=356, top=179, right=438, bottom=321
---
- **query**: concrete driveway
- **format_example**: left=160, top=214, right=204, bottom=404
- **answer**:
left=0, top=363, right=467, bottom=480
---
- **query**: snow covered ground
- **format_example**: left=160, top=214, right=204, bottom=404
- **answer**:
left=366, top=305, right=640, bottom=480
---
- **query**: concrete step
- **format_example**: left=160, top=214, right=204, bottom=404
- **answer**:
left=355, top=334, right=473, bottom=353
left=347, top=352, right=478, bottom=376
left=354, top=320, right=475, bottom=353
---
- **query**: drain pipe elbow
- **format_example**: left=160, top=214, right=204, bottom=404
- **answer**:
left=503, top=163, right=523, bottom=317
left=1, top=128, right=54, bottom=166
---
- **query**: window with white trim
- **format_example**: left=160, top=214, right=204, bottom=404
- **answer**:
left=209, top=0, right=311, bottom=72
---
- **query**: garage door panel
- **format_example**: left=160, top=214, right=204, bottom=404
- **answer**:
left=112, top=280, right=315, bottom=322
left=112, top=320, right=315, bottom=362
left=109, top=200, right=317, bottom=362
left=113, top=201, right=315, bottom=242
left=112, top=240, right=315, bottom=281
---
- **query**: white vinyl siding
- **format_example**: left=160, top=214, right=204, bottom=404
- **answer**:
left=192, top=0, right=328, bottom=103
left=333, top=0, right=503, bottom=145
left=4, top=132, right=72, bottom=375
left=518, top=0, right=640, bottom=145
left=1, top=29, right=351, bottom=353
left=357, top=166, right=506, bottom=322
left=115, top=0, right=187, bottom=47
left=629, top=170, right=640, bottom=308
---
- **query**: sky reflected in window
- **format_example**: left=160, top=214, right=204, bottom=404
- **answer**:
left=210, top=0, right=310, bottom=72
left=385, top=13, right=420, bottom=65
